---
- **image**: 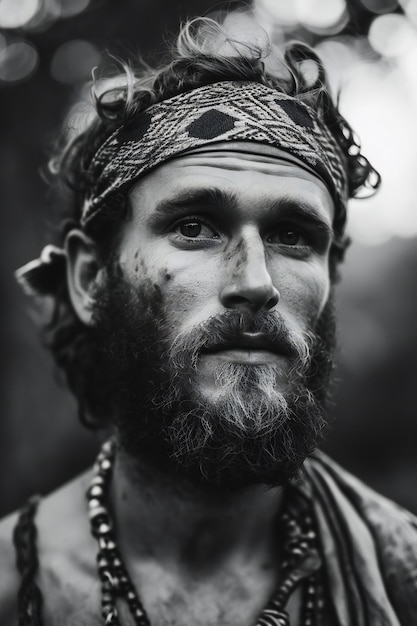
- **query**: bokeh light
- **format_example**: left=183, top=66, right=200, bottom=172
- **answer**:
left=22, top=0, right=59, bottom=32
left=255, top=0, right=348, bottom=32
left=398, top=0, right=417, bottom=23
left=50, top=39, right=100, bottom=84
left=316, top=38, right=363, bottom=89
left=296, top=0, right=347, bottom=30
left=0, top=40, right=38, bottom=81
left=255, top=0, right=298, bottom=28
left=340, top=60, right=417, bottom=244
left=0, top=0, right=92, bottom=32
left=368, top=13, right=416, bottom=57
left=0, top=0, right=40, bottom=29
left=359, top=0, right=399, bottom=13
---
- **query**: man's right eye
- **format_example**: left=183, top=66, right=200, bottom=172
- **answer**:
left=180, top=222, right=203, bottom=237
left=175, top=218, right=219, bottom=239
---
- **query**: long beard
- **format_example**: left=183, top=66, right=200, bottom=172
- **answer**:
left=90, top=265, right=336, bottom=488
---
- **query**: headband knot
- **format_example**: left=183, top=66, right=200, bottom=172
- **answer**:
left=15, top=245, right=66, bottom=297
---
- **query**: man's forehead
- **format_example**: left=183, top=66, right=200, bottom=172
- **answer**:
left=179, top=141, right=324, bottom=177
left=132, top=142, right=331, bottom=190
left=150, top=142, right=334, bottom=196
left=128, top=145, right=335, bottom=226
left=133, top=140, right=330, bottom=182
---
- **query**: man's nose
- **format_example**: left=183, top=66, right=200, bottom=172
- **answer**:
left=219, top=231, right=279, bottom=313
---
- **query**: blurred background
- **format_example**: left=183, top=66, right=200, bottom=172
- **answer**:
left=1, top=0, right=417, bottom=518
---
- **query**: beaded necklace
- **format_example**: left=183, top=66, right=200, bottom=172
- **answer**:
left=87, top=440, right=324, bottom=626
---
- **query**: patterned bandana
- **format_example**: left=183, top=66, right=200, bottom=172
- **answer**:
left=82, top=80, right=347, bottom=227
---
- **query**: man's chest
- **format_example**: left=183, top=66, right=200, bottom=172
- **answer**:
left=39, top=560, right=302, bottom=626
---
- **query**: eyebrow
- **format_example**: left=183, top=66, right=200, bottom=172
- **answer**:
left=151, top=186, right=334, bottom=239
left=266, top=196, right=334, bottom=239
left=152, top=187, right=239, bottom=217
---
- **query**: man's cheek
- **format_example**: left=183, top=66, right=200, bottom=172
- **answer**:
left=281, top=276, right=330, bottom=330
left=160, top=270, right=220, bottom=323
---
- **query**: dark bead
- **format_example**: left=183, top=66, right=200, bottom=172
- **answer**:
left=102, top=592, right=113, bottom=604
left=97, top=522, right=113, bottom=535
left=97, top=555, right=110, bottom=569
left=102, top=440, right=114, bottom=454
left=274, top=613, right=289, bottom=626
left=90, top=475, right=106, bottom=487
left=88, top=498, right=102, bottom=510
left=89, top=507, right=108, bottom=524
left=102, top=603, right=117, bottom=617
left=87, top=485, right=104, bottom=500
left=118, top=575, right=130, bottom=590
left=101, top=580, right=114, bottom=593
left=100, top=458, right=112, bottom=472
left=99, top=537, right=115, bottom=552
left=292, top=548, right=304, bottom=557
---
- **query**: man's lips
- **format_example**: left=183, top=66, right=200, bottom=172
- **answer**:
left=201, top=332, right=290, bottom=357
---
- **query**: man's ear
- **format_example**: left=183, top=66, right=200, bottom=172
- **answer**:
left=65, top=229, right=105, bottom=326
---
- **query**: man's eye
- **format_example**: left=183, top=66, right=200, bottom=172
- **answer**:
left=267, top=226, right=306, bottom=246
left=177, top=220, right=218, bottom=239
left=279, top=228, right=302, bottom=246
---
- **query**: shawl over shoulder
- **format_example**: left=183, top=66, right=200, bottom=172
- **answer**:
left=300, top=452, right=417, bottom=626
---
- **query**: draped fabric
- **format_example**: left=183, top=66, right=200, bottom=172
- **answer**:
left=300, top=453, right=417, bottom=625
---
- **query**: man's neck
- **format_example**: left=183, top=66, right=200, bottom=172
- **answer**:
left=110, top=446, right=284, bottom=574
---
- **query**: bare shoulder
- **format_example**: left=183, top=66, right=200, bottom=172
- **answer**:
left=0, top=508, right=20, bottom=625
left=0, top=470, right=102, bottom=625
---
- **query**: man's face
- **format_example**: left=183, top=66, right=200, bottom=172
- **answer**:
left=92, top=146, right=335, bottom=487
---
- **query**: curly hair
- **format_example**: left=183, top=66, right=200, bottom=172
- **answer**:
left=43, top=15, right=380, bottom=427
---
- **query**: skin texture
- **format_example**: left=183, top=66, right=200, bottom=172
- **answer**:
left=117, top=150, right=334, bottom=378
left=0, top=147, right=336, bottom=625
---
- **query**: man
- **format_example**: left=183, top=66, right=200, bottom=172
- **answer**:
left=1, top=13, right=416, bottom=626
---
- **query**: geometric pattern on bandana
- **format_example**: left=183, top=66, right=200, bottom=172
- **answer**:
left=82, top=81, right=348, bottom=226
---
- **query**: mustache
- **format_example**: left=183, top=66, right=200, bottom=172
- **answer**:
left=166, top=310, right=314, bottom=369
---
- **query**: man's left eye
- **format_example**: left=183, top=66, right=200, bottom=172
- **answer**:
left=279, top=228, right=302, bottom=245
left=267, top=226, right=306, bottom=246
left=177, top=220, right=218, bottom=239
